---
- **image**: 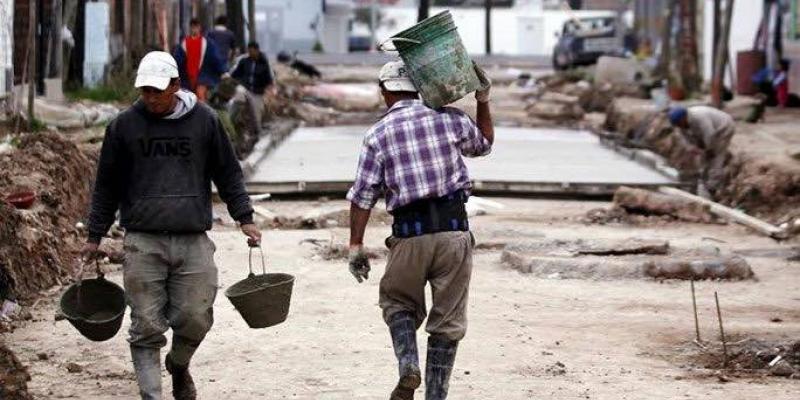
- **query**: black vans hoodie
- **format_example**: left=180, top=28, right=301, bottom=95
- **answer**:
left=86, top=99, right=253, bottom=243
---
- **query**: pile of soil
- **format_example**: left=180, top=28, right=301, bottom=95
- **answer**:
left=717, top=155, right=800, bottom=220
left=605, top=101, right=800, bottom=222
left=0, top=341, right=32, bottom=399
left=0, top=133, right=94, bottom=300
left=691, top=338, right=800, bottom=379
left=525, top=71, right=649, bottom=126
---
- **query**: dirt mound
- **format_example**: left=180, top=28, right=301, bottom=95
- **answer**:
left=717, top=155, right=800, bottom=219
left=690, top=338, right=800, bottom=379
left=0, top=341, right=32, bottom=399
left=0, top=133, right=94, bottom=299
left=604, top=101, right=800, bottom=222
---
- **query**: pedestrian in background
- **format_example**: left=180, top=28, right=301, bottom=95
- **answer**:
left=206, top=15, right=237, bottom=67
left=174, top=18, right=226, bottom=102
left=230, top=42, right=275, bottom=97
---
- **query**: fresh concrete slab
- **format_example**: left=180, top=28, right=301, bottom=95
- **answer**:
left=247, top=126, right=677, bottom=195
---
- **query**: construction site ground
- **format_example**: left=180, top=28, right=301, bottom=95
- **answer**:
left=3, top=61, right=800, bottom=398
left=5, top=198, right=800, bottom=399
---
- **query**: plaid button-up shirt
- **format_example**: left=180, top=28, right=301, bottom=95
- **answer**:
left=347, top=99, right=492, bottom=211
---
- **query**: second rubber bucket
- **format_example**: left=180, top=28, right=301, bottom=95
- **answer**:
left=383, top=11, right=481, bottom=109
left=225, top=246, right=294, bottom=329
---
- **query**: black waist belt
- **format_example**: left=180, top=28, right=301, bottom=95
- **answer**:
left=391, top=191, right=469, bottom=238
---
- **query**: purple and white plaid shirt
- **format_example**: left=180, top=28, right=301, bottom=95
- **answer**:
left=347, top=99, right=492, bottom=211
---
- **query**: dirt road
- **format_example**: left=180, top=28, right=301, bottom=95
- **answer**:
left=7, top=199, right=800, bottom=399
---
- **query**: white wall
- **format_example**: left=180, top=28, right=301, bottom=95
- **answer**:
left=702, top=0, right=763, bottom=84
left=0, top=0, right=12, bottom=94
left=376, top=4, right=614, bottom=56
left=256, top=0, right=322, bottom=52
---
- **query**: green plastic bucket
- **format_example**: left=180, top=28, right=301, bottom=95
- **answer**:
left=382, top=11, right=480, bottom=109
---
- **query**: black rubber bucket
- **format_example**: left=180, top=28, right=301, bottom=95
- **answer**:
left=60, top=263, right=126, bottom=342
left=225, top=246, right=294, bottom=329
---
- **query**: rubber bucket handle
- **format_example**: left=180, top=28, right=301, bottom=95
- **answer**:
left=378, top=37, right=421, bottom=52
left=74, top=258, right=103, bottom=311
left=248, top=245, right=266, bottom=277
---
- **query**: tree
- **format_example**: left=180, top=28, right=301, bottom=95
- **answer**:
left=712, top=0, right=734, bottom=108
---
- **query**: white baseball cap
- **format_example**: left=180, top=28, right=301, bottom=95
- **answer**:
left=378, top=60, right=417, bottom=93
left=134, top=51, right=179, bottom=90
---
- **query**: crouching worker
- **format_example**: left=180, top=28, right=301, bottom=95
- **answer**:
left=346, top=60, right=494, bottom=400
left=81, top=51, right=261, bottom=400
left=668, top=106, right=736, bottom=198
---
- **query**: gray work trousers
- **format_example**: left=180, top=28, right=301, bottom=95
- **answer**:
left=122, top=232, right=218, bottom=366
left=379, top=231, right=475, bottom=342
left=704, top=125, right=735, bottom=196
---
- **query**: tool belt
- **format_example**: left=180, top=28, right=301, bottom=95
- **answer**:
left=390, top=190, right=469, bottom=238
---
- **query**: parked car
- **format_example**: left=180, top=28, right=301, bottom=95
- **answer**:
left=552, top=16, right=627, bottom=70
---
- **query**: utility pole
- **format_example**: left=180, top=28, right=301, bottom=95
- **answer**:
left=712, top=0, right=734, bottom=108
left=27, top=0, right=36, bottom=129
left=370, top=0, right=377, bottom=52
left=418, top=0, right=429, bottom=22
left=485, top=0, right=491, bottom=55
left=247, top=0, right=255, bottom=43
left=226, top=0, right=245, bottom=53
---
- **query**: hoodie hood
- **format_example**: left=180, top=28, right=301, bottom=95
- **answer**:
left=165, top=90, right=198, bottom=119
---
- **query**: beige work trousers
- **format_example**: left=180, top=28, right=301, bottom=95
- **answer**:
left=379, top=231, right=475, bottom=342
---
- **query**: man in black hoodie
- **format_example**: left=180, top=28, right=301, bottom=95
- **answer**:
left=81, top=51, right=260, bottom=400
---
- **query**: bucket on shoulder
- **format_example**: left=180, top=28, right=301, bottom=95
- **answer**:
left=381, top=11, right=482, bottom=109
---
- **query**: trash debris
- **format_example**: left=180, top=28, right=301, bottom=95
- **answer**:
left=0, top=300, right=21, bottom=321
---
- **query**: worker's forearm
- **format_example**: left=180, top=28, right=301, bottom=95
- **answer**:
left=349, top=203, right=372, bottom=246
left=476, top=101, right=494, bottom=144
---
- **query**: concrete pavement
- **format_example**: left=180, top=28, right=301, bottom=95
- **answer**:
left=246, top=126, right=677, bottom=196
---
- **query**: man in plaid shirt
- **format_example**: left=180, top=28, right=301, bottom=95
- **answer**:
left=346, top=60, right=493, bottom=400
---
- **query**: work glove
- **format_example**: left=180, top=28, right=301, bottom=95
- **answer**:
left=348, top=245, right=371, bottom=283
left=473, top=61, right=492, bottom=103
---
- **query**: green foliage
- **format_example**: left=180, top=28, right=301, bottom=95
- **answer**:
left=312, top=41, right=324, bottom=53
left=65, top=70, right=139, bottom=104
left=28, top=118, right=47, bottom=133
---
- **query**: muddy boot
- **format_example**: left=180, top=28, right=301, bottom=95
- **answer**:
left=130, top=346, right=162, bottom=400
left=389, top=312, right=421, bottom=400
left=165, top=353, right=197, bottom=400
left=425, top=336, right=458, bottom=400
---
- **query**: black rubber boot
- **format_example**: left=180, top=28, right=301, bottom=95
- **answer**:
left=130, top=346, right=162, bottom=400
left=425, top=336, right=459, bottom=400
left=164, top=353, right=197, bottom=400
left=389, top=312, right=421, bottom=400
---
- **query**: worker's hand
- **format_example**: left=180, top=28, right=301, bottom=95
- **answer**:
left=473, top=61, right=492, bottom=103
left=241, top=223, right=262, bottom=247
left=267, top=86, right=278, bottom=97
left=348, top=245, right=371, bottom=283
left=79, top=242, right=102, bottom=261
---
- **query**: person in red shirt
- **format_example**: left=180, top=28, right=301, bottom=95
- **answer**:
left=773, top=59, right=790, bottom=108
left=174, top=19, right=226, bottom=102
